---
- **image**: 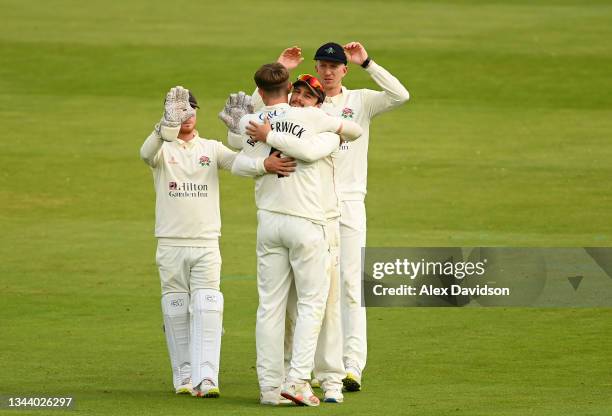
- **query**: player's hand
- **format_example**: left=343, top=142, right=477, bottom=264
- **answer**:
left=264, top=151, right=296, bottom=176
left=277, top=46, right=303, bottom=70
left=218, top=91, right=254, bottom=134
left=343, top=42, right=368, bottom=66
left=246, top=118, right=271, bottom=142
left=162, top=86, right=195, bottom=127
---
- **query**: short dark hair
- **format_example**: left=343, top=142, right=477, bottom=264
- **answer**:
left=254, top=63, right=290, bottom=96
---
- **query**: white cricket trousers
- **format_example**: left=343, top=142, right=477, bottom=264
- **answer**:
left=339, top=200, right=367, bottom=371
left=285, top=218, right=344, bottom=391
left=255, top=210, right=330, bottom=389
left=156, top=244, right=223, bottom=388
left=156, top=244, right=221, bottom=294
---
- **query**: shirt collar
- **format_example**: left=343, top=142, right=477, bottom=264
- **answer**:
left=176, top=131, right=199, bottom=148
left=324, top=86, right=347, bottom=105
left=263, top=103, right=290, bottom=111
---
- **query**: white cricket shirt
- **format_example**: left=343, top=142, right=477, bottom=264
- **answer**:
left=320, top=61, right=409, bottom=201
left=140, top=131, right=236, bottom=246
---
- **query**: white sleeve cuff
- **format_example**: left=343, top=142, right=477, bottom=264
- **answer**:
left=160, top=125, right=180, bottom=142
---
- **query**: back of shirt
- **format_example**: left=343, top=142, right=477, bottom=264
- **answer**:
left=239, top=104, right=341, bottom=225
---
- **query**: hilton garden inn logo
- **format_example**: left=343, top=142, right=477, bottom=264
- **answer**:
left=168, top=181, right=208, bottom=198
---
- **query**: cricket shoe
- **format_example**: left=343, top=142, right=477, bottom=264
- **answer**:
left=342, top=361, right=362, bottom=392
left=323, top=388, right=344, bottom=403
left=192, top=379, right=220, bottom=398
left=260, top=387, right=293, bottom=406
left=281, top=379, right=320, bottom=407
left=175, top=378, right=193, bottom=395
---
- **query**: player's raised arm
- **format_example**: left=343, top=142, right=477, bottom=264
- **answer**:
left=140, top=131, right=164, bottom=167
left=140, top=86, right=195, bottom=166
left=344, top=42, right=410, bottom=118
left=277, top=46, right=304, bottom=71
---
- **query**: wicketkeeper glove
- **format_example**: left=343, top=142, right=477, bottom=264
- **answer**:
left=155, top=86, right=196, bottom=141
left=218, top=91, right=254, bottom=134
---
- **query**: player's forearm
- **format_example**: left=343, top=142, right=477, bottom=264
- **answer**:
left=218, top=145, right=238, bottom=171
left=231, top=152, right=267, bottom=177
left=366, top=60, right=410, bottom=105
left=140, top=131, right=163, bottom=167
left=338, top=120, right=363, bottom=142
left=267, top=132, right=336, bottom=162
left=227, top=131, right=244, bottom=149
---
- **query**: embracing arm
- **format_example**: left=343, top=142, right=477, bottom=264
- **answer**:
left=229, top=137, right=296, bottom=177
left=337, top=119, right=362, bottom=141
left=266, top=132, right=339, bottom=163
left=231, top=151, right=267, bottom=177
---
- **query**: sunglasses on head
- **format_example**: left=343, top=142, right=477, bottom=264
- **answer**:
left=296, top=74, right=323, bottom=92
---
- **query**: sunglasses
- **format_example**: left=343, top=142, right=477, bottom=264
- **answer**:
left=296, top=74, right=324, bottom=93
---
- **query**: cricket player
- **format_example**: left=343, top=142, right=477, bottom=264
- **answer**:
left=140, top=86, right=292, bottom=399
left=219, top=63, right=361, bottom=407
left=276, top=43, right=410, bottom=391
left=233, top=73, right=361, bottom=404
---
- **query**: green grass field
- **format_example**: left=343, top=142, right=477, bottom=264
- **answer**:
left=1, top=0, right=611, bottom=414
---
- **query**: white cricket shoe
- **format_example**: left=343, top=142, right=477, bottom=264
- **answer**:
left=175, top=378, right=193, bottom=395
left=260, top=387, right=293, bottom=406
left=323, top=388, right=344, bottom=403
left=342, top=360, right=362, bottom=392
left=192, top=378, right=219, bottom=398
left=281, top=379, right=320, bottom=407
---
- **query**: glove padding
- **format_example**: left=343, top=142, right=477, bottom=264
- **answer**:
left=161, top=86, right=196, bottom=128
left=218, top=91, right=254, bottom=134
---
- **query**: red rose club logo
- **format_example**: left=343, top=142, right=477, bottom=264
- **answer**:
left=341, top=107, right=354, bottom=119
left=199, top=155, right=211, bottom=167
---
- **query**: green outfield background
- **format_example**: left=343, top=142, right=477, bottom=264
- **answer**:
left=1, top=0, right=611, bottom=415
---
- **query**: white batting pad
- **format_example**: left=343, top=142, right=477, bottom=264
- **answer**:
left=161, top=292, right=191, bottom=389
left=190, top=289, right=224, bottom=388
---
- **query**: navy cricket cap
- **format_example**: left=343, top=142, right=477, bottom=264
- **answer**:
left=188, top=91, right=200, bottom=109
left=314, top=42, right=347, bottom=65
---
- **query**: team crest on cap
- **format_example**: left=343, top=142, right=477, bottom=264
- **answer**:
left=199, top=155, right=211, bottom=167
left=325, top=47, right=335, bottom=54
